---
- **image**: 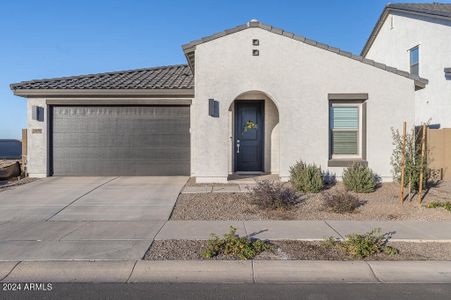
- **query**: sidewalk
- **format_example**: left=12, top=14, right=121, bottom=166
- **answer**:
left=1, top=260, right=451, bottom=283
left=155, top=220, right=451, bottom=241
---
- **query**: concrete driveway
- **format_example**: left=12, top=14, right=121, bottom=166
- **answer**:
left=0, top=176, right=188, bottom=260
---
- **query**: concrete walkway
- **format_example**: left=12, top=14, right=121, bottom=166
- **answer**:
left=155, top=220, right=451, bottom=241
left=1, top=260, right=451, bottom=283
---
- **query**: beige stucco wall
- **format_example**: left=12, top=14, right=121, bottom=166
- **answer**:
left=26, top=98, right=48, bottom=177
left=365, top=12, right=451, bottom=128
left=192, top=27, right=416, bottom=183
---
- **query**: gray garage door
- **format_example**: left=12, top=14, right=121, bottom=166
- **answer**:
left=51, top=106, right=190, bottom=176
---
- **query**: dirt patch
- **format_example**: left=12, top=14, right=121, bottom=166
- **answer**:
left=0, top=160, right=19, bottom=168
left=0, top=177, right=38, bottom=192
left=144, top=240, right=451, bottom=261
left=171, top=183, right=451, bottom=221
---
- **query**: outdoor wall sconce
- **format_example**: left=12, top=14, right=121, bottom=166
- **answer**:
left=32, top=105, right=44, bottom=122
left=252, top=49, right=260, bottom=56
left=252, top=39, right=259, bottom=46
left=209, top=98, right=219, bottom=117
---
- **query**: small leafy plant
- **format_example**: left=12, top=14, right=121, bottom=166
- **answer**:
left=342, top=163, right=377, bottom=193
left=322, top=190, right=362, bottom=213
left=322, top=228, right=398, bottom=258
left=427, top=201, right=451, bottom=212
left=289, top=161, right=324, bottom=193
left=202, top=226, right=272, bottom=260
left=390, top=126, right=429, bottom=191
left=248, top=180, right=299, bottom=210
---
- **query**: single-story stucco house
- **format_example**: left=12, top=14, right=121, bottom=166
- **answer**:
left=11, top=20, right=428, bottom=183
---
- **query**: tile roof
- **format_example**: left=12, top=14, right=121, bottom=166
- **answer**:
left=387, top=3, right=451, bottom=18
left=182, top=20, right=428, bottom=88
left=10, top=64, right=193, bottom=90
left=361, top=3, right=451, bottom=56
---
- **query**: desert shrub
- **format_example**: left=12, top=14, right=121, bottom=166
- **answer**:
left=289, top=161, right=324, bottom=193
left=323, top=228, right=398, bottom=259
left=322, top=191, right=362, bottom=213
left=391, top=126, right=429, bottom=191
left=427, top=201, right=451, bottom=212
left=248, top=180, right=299, bottom=210
left=202, top=226, right=272, bottom=260
left=342, top=163, right=376, bottom=193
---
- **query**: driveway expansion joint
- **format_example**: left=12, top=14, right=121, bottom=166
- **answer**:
left=45, top=177, right=119, bottom=221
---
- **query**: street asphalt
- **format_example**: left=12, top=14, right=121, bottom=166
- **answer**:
left=1, top=283, right=451, bottom=300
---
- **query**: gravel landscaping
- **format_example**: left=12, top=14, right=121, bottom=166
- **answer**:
left=171, top=183, right=451, bottom=221
left=144, top=240, right=451, bottom=261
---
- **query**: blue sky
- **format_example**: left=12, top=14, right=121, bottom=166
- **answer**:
left=0, top=0, right=440, bottom=139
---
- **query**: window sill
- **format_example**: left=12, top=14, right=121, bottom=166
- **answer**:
left=328, top=159, right=368, bottom=167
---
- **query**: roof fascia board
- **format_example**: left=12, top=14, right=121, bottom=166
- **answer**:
left=13, top=89, right=194, bottom=98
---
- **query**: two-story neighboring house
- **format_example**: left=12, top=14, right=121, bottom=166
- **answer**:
left=362, top=3, right=451, bottom=128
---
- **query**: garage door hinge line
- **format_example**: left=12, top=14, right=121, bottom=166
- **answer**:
left=45, top=177, right=119, bottom=221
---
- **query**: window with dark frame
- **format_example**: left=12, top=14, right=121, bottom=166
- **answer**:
left=329, top=104, right=360, bottom=157
left=410, top=46, right=419, bottom=76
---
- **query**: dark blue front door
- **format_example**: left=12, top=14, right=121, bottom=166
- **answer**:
left=235, top=101, right=264, bottom=172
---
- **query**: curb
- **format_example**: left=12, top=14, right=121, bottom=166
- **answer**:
left=1, top=260, right=451, bottom=283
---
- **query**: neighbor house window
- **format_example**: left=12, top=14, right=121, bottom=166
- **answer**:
left=330, top=104, right=361, bottom=157
left=410, top=46, right=419, bottom=76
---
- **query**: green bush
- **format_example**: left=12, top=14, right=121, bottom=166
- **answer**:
left=202, top=226, right=272, bottom=260
left=322, top=191, right=362, bottom=213
left=427, top=201, right=451, bottom=212
left=342, top=163, right=376, bottom=193
left=323, top=228, right=398, bottom=259
left=248, top=180, right=299, bottom=210
left=289, top=161, right=324, bottom=193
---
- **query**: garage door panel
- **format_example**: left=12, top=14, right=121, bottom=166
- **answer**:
left=51, top=106, right=190, bottom=176
left=52, top=133, right=190, bottom=148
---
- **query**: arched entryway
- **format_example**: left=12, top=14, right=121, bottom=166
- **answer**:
left=228, top=91, right=280, bottom=174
